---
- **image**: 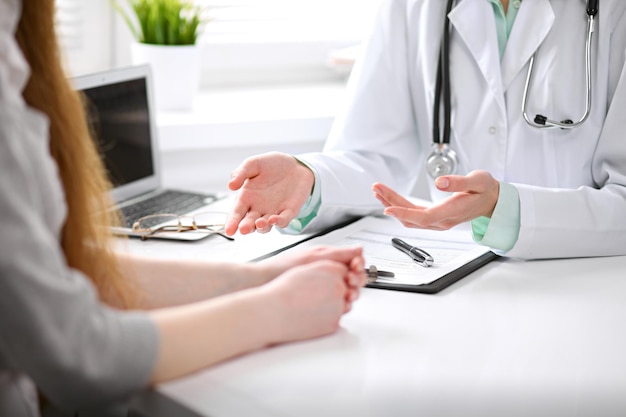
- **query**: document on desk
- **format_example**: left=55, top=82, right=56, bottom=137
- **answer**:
left=300, top=215, right=497, bottom=293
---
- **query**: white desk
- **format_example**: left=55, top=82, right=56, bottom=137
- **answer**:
left=127, top=222, right=626, bottom=417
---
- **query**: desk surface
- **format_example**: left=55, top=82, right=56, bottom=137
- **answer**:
left=126, top=220, right=626, bottom=417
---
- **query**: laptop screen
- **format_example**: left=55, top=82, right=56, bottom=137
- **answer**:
left=82, top=77, right=154, bottom=187
left=73, top=65, right=162, bottom=204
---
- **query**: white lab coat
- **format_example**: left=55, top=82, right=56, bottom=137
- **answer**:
left=299, top=0, right=626, bottom=259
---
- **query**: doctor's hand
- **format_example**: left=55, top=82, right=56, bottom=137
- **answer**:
left=372, top=170, right=500, bottom=231
left=225, top=152, right=315, bottom=235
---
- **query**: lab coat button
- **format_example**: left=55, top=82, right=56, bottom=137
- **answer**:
left=513, top=0, right=521, bottom=9
left=488, top=126, right=497, bottom=135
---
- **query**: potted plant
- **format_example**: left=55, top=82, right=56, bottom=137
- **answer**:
left=114, top=0, right=207, bottom=110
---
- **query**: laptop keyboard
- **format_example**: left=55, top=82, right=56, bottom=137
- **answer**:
left=120, top=190, right=219, bottom=227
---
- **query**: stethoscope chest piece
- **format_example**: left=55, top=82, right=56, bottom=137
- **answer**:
left=426, top=143, right=458, bottom=179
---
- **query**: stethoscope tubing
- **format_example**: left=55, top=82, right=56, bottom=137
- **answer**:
left=427, top=0, right=598, bottom=179
left=521, top=13, right=595, bottom=129
left=432, top=0, right=455, bottom=145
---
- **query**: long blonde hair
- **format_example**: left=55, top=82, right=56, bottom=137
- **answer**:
left=15, top=2, right=134, bottom=308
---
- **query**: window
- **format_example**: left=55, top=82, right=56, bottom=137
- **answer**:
left=195, top=0, right=383, bottom=85
left=108, top=0, right=382, bottom=86
left=200, top=0, right=380, bottom=43
left=55, top=0, right=113, bottom=76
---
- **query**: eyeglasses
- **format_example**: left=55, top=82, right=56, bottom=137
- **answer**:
left=131, top=211, right=234, bottom=241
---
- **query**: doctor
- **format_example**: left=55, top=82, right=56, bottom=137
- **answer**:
left=225, top=0, right=626, bottom=259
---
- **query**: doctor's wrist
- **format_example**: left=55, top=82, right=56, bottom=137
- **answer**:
left=293, top=156, right=315, bottom=196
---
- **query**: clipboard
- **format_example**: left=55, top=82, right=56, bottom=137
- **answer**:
left=258, top=215, right=498, bottom=294
left=366, top=249, right=497, bottom=294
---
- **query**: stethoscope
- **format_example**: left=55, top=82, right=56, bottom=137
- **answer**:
left=427, top=0, right=599, bottom=179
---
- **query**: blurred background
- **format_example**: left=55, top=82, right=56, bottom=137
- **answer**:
left=55, top=0, right=399, bottom=197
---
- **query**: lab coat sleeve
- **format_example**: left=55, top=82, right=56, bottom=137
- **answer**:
left=472, top=182, right=521, bottom=252
left=507, top=7, right=626, bottom=259
left=0, top=98, right=158, bottom=412
left=279, top=158, right=323, bottom=233
left=297, top=0, right=424, bottom=233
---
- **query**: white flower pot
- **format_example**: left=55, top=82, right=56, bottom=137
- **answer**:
left=131, top=42, right=201, bottom=111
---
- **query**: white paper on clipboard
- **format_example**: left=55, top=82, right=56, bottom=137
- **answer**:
left=295, top=215, right=493, bottom=286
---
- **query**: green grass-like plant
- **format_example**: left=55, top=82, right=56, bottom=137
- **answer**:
left=113, top=0, right=205, bottom=45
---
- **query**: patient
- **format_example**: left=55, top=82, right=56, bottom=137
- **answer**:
left=0, top=2, right=366, bottom=416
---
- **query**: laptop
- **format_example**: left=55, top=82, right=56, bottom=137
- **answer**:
left=72, top=65, right=223, bottom=241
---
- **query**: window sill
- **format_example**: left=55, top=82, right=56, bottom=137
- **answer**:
left=156, top=82, right=347, bottom=152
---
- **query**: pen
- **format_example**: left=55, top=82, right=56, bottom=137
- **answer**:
left=391, top=237, right=434, bottom=267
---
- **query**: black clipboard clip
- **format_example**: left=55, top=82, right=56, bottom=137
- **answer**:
left=365, top=265, right=395, bottom=284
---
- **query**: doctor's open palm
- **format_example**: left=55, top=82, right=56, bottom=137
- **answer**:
left=226, top=152, right=313, bottom=235
left=373, top=171, right=501, bottom=231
